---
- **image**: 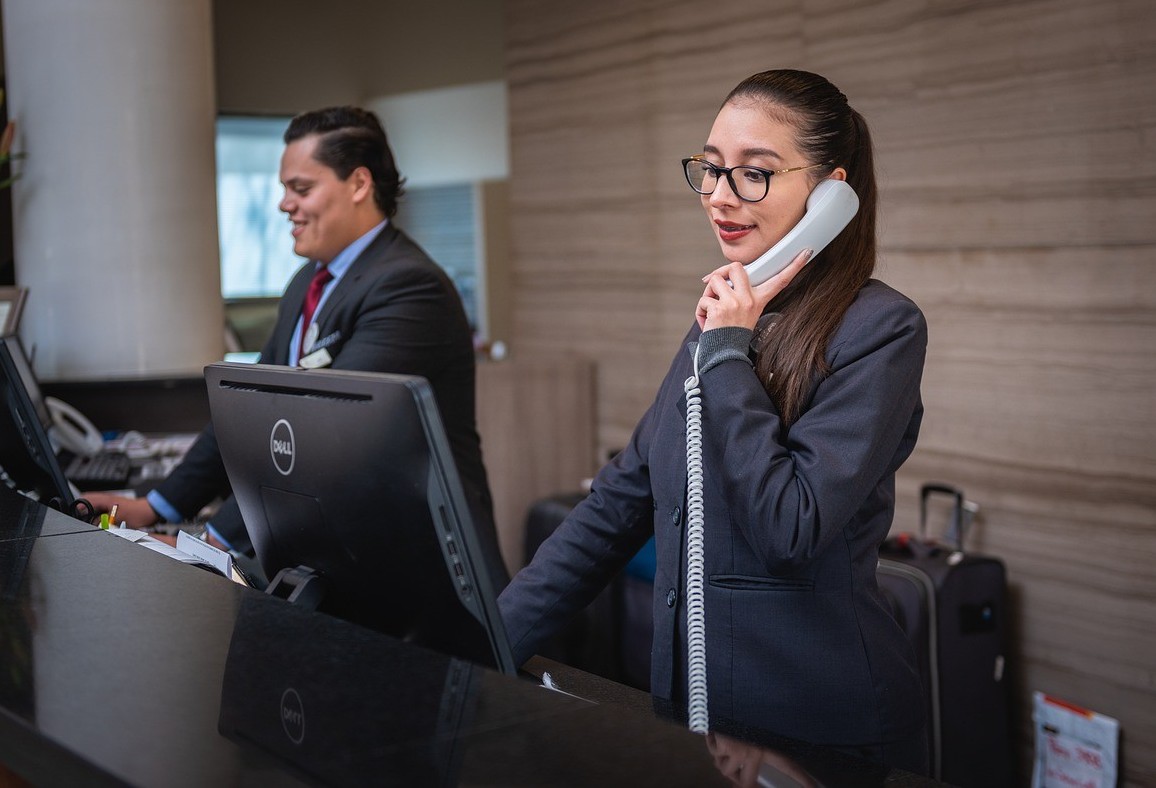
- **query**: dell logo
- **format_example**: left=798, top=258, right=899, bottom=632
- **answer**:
left=270, top=419, right=296, bottom=476
left=280, top=687, right=305, bottom=745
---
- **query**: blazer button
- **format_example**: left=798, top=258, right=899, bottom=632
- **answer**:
left=666, top=588, right=677, bottom=608
left=671, top=506, right=681, bottom=526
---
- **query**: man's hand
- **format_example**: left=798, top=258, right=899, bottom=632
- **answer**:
left=83, top=493, right=159, bottom=528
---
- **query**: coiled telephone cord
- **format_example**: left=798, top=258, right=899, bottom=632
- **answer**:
left=683, top=348, right=709, bottom=734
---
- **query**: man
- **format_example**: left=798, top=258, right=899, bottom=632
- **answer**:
left=90, top=107, right=503, bottom=585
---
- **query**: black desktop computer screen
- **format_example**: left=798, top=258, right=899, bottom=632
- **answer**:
left=205, top=362, right=515, bottom=675
left=0, top=335, right=74, bottom=508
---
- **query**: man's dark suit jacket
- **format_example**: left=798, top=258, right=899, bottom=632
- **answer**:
left=154, top=224, right=502, bottom=582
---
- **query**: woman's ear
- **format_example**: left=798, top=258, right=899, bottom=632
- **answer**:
left=829, top=166, right=849, bottom=182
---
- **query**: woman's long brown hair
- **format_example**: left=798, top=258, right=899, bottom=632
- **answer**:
left=724, top=70, right=878, bottom=427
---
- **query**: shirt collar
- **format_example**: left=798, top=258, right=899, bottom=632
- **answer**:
left=322, top=219, right=388, bottom=280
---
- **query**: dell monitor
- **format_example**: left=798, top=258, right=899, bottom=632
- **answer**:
left=204, top=362, right=515, bottom=675
left=0, top=335, right=75, bottom=509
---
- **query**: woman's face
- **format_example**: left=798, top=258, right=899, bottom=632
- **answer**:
left=699, top=100, right=818, bottom=265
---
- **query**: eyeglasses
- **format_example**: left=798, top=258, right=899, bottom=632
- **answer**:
left=681, top=155, right=828, bottom=203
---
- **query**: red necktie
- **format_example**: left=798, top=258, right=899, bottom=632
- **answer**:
left=298, top=265, right=333, bottom=359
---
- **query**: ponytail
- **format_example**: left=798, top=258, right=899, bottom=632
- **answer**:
left=727, top=71, right=877, bottom=426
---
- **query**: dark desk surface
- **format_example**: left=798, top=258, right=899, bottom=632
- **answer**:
left=0, top=488, right=944, bottom=787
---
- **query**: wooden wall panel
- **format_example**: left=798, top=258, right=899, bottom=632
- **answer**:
left=504, top=0, right=1155, bottom=783
left=476, top=357, right=599, bottom=574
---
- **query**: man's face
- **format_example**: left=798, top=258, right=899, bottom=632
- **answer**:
left=278, top=134, right=365, bottom=264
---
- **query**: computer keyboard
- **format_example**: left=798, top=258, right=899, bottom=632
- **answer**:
left=66, top=452, right=134, bottom=490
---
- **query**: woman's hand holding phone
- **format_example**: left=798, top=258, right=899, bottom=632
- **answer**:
left=695, top=247, right=813, bottom=332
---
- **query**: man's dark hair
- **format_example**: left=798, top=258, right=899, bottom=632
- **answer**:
left=284, top=106, right=405, bottom=217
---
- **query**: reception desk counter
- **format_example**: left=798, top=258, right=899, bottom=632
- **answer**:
left=0, top=488, right=944, bottom=786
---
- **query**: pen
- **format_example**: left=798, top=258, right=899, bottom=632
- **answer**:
left=109, top=504, right=119, bottom=526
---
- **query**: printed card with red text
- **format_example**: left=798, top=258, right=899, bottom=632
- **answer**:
left=1032, top=692, right=1119, bottom=788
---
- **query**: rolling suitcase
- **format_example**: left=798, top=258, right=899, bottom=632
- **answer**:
left=878, top=483, right=1014, bottom=787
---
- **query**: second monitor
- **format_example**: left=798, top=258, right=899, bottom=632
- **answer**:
left=204, top=362, right=515, bottom=675
left=0, top=334, right=76, bottom=509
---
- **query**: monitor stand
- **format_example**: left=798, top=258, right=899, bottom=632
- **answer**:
left=265, top=565, right=326, bottom=610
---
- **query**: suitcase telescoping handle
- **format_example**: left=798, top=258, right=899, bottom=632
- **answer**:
left=920, top=482, right=971, bottom=551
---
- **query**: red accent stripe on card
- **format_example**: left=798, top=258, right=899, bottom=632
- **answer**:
left=1044, top=694, right=1093, bottom=718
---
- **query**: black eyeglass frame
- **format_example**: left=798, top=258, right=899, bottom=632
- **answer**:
left=681, top=154, right=830, bottom=203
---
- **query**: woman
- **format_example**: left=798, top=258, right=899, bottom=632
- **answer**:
left=498, top=69, right=928, bottom=773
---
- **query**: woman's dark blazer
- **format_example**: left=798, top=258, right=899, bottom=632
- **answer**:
left=499, top=279, right=928, bottom=749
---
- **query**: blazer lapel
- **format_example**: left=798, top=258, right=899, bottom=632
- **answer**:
left=311, top=224, right=400, bottom=330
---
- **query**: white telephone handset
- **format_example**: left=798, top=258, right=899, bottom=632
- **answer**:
left=742, top=178, right=859, bottom=285
left=45, top=396, right=104, bottom=457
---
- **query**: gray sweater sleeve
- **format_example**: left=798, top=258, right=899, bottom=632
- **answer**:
left=695, top=326, right=754, bottom=375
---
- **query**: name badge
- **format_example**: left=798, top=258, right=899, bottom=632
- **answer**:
left=311, top=330, right=342, bottom=353
left=299, top=348, right=333, bottom=369
left=303, top=323, right=321, bottom=354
